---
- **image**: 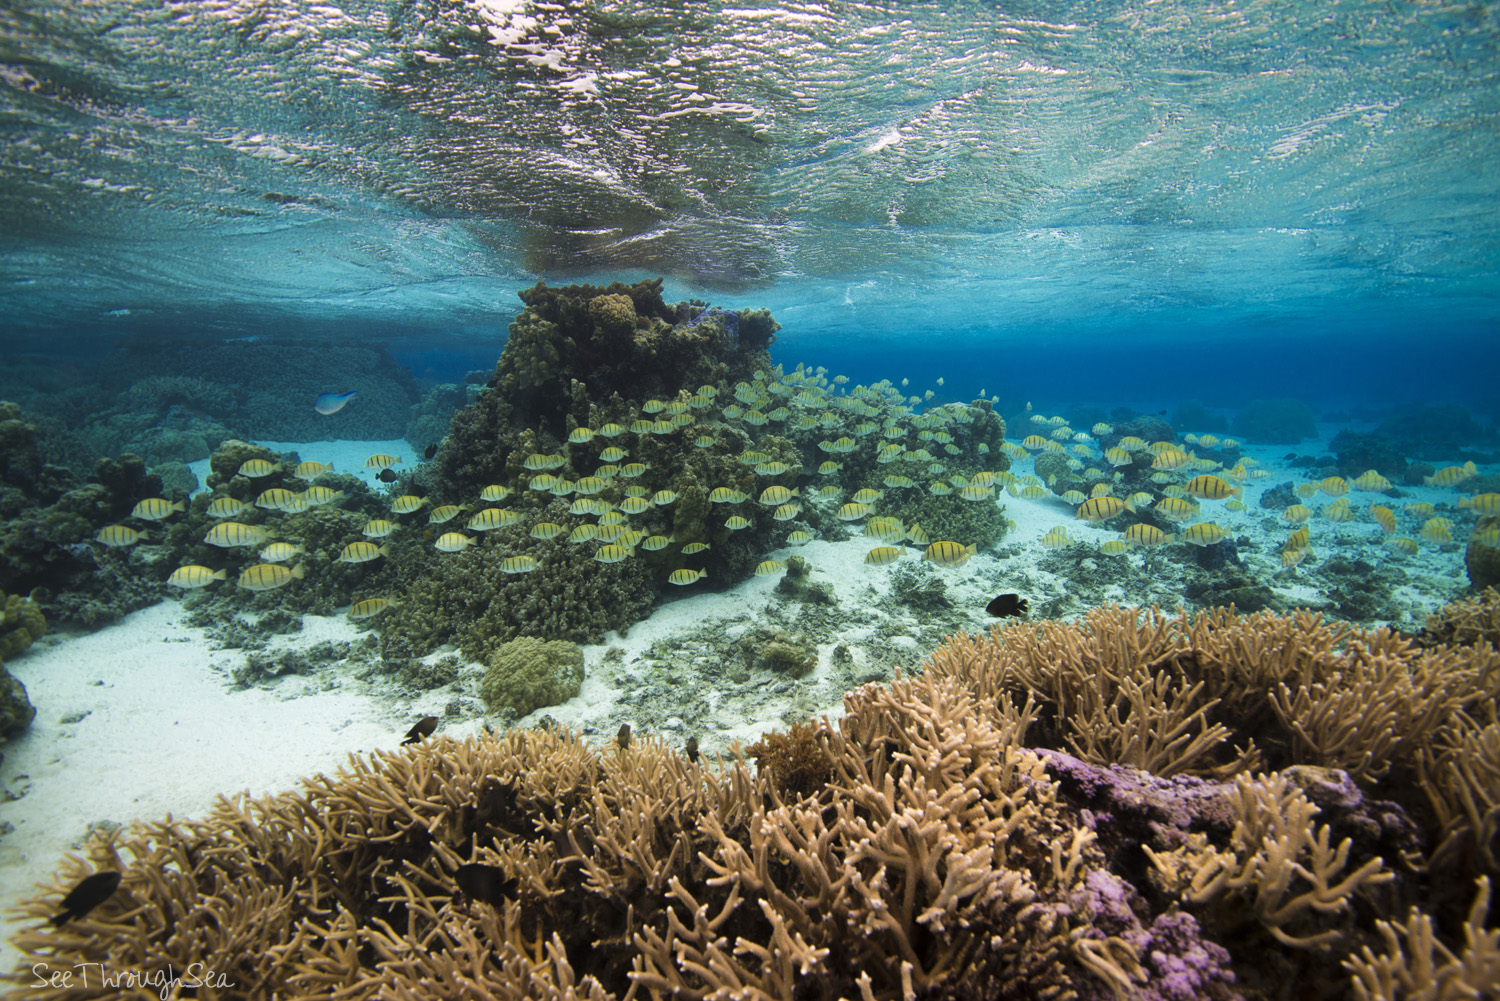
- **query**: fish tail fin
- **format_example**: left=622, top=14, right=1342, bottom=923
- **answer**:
left=212, top=569, right=228, bottom=580
left=49, top=911, right=69, bottom=928
left=1124, top=498, right=1137, bottom=514
left=1231, top=486, right=1244, bottom=501
left=291, top=564, right=307, bottom=580
left=965, top=543, right=976, bottom=555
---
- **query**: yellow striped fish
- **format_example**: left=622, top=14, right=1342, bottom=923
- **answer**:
left=1319, top=476, right=1349, bottom=497
left=754, top=560, right=785, bottom=576
left=1285, top=526, right=1309, bottom=552
left=1281, top=505, right=1311, bottom=524
left=479, top=484, right=511, bottom=502
left=1184, top=475, right=1242, bottom=501
left=302, top=486, right=342, bottom=506
left=259, top=542, right=305, bottom=562
left=237, top=459, right=281, bottom=478
left=667, top=568, right=706, bottom=585
left=363, top=519, right=398, bottom=538
left=206, top=497, right=250, bottom=519
left=724, top=515, right=752, bottom=530
left=1425, top=462, right=1476, bottom=487
left=1458, top=494, right=1500, bottom=516
left=1351, top=470, right=1392, bottom=492
left=435, top=533, right=476, bottom=552
left=1120, top=524, right=1173, bottom=547
left=922, top=541, right=976, bottom=567
left=131, top=498, right=184, bottom=521
left=864, top=546, right=903, bottom=565
left=337, top=541, right=388, bottom=564
left=364, top=454, right=402, bottom=470
left=429, top=505, right=465, bottom=524
left=203, top=522, right=273, bottom=548
left=1385, top=537, right=1419, bottom=557
left=95, top=524, right=143, bottom=547
left=1098, top=540, right=1131, bottom=556
left=255, top=488, right=300, bottom=511
left=237, top=563, right=305, bottom=591
left=467, top=508, right=517, bottom=531
left=1075, top=496, right=1136, bottom=523
left=1179, top=523, right=1228, bottom=547
left=1421, top=517, right=1455, bottom=544
left=1369, top=506, right=1397, bottom=534
left=349, top=598, right=395, bottom=619
left=682, top=542, right=711, bottom=554
left=499, top=555, right=538, bottom=573
left=1154, top=497, right=1199, bottom=523
left=391, top=495, right=429, bottom=515
left=593, top=545, right=633, bottom=563
left=293, top=461, right=334, bottom=481
left=167, top=565, right=228, bottom=589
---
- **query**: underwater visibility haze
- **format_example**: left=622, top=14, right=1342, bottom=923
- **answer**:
left=2, top=3, right=1500, bottom=1000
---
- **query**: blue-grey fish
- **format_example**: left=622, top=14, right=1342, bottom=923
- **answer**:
left=313, top=391, right=357, bottom=415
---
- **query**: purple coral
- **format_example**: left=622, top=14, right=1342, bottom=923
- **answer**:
left=1073, top=870, right=1241, bottom=1001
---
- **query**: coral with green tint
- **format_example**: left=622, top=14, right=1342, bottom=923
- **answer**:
left=0, top=590, right=45, bottom=664
left=480, top=636, right=585, bottom=716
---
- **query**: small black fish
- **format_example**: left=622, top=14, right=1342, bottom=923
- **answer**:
left=51, top=871, right=122, bottom=926
left=474, top=782, right=514, bottom=828
left=401, top=716, right=439, bottom=745
left=985, top=593, right=1029, bottom=618
left=685, top=735, right=699, bottom=764
left=454, top=862, right=517, bottom=908
left=616, top=723, right=632, bottom=749
left=377, top=468, right=399, bottom=483
left=423, top=443, right=438, bottom=460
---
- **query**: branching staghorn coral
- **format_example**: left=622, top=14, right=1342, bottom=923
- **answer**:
left=1144, top=772, right=1393, bottom=948
left=6, top=678, right=1144, bottom=1001
left=1342, top=877, right=1500, bottom=1001
left=923, top=604, right=1500, bottom=783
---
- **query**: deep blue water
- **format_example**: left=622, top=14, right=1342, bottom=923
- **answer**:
left=0, top=0, right=1497, bottom=423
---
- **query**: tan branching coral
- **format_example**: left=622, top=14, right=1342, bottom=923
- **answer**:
left=6, top=678, right=1131, bottom=1001
left=1342, top=877, right=1500, bottom=1001
left=1421, top=586, right=1500, bottom=648
left=1145, top=772, right=1392, bottom=948
left=923, top=604, right=1500, bottom=783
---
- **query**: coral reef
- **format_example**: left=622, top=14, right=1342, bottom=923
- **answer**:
left=11, top=601, right=1500, bottom=1000
left=1419, top=586, right=1500, bottom=648
left=0, top=589, right=45, bottom=664
left=480, top=636, right=586, bottom=717
left=1230, top=398, right=1318, bottom=444
left=1467, top=516, right=1500, bottom=591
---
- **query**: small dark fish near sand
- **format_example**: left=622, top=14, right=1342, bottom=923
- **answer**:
left=377, top=468, right=399, bottom=483
left=454, top=862, right=517, bottom=908
left=401, top=716, right=439, bottom=745
left=423, top=443, right=438, bottom=460
left=51, top=871, right=122, bottom=926
left=985, top=593, right=1029, bottom=618
left=313, top=391, right=357, bottom=415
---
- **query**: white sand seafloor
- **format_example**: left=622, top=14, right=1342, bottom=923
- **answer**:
left=0, top=425, right=1487, bottom=971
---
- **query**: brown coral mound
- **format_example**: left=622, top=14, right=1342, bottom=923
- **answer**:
left=8, top=679, right=1158, bottom=1001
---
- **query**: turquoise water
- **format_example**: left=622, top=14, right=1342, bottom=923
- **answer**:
left=4, top=4, right=1500, bottom=994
